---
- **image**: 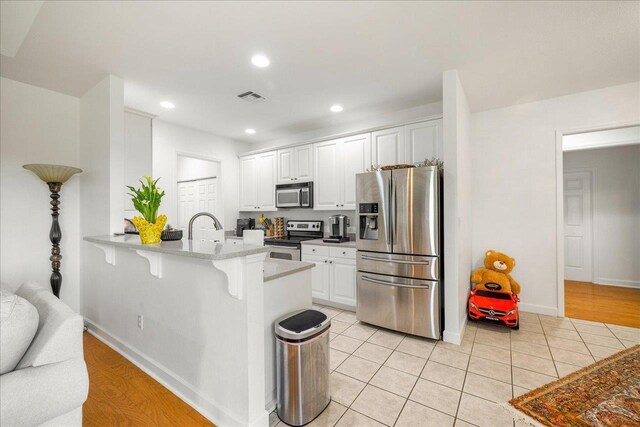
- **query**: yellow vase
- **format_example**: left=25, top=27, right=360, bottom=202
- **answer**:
left=132, top=215, right=167, bottom=244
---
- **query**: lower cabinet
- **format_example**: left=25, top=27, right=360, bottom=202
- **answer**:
left=302, top=245, right=357, bottom=308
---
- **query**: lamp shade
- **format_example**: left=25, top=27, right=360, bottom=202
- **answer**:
left=23, top=164, right=82, bottom=183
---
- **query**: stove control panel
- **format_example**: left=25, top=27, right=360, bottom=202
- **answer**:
left=286, top=220, right=323, bottom=231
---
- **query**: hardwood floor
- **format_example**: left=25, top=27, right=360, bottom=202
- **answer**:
left=565, top=280, right=640, bottom=328
left=83, top=332, right=214, bottom=426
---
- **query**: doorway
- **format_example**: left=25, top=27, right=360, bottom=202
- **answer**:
left=176, top=154, right=224, bottom=244
left=558, top=125, right=640, bottom=327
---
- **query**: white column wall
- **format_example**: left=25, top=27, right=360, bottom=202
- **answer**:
left=442, top=70, right=472, bottom=344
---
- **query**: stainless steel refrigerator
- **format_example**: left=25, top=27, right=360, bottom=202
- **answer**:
left=356, top=166, right=442, bottom=339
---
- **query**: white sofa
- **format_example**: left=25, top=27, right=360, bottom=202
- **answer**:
left=0, top=282, right=89, bottom=426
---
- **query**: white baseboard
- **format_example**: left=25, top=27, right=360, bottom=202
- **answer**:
left=443, top=317, right=467, bottom=345
left=518, top=303, right=558, bottom=317
left=85, top=319, right=266, bottom=427
left=595, top=278, right=640, bottom=289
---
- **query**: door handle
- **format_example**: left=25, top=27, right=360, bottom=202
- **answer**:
left=361, top=255, right=430, bottom=265
left=361, top=275, right=430, bottom=289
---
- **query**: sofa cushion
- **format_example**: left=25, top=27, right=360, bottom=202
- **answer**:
left=15, top=281, right=84, bottom=369
left=0, top=288, right=39, bottom=374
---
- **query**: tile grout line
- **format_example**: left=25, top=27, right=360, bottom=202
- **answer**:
left=332, top=313, right=405, bottom=427
left=451, top=322, right=477, bottom=425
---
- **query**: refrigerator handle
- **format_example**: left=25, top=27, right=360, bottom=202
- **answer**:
left=361, top=255, right=431, bottom=265
left=389, top=174, right=394, bottom=246
left=361, top=275, right=431, bottom=289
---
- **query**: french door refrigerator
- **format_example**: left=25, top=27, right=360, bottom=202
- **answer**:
left=355, top=166, right=442, bottom=339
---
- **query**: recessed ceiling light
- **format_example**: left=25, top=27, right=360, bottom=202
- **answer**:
left=251, top=54, right=270, bottom=68
left=160, top=101, right=175, bottom=109
left=330, top=104, right=343, bottom=113
left=245, top=128, right=256, bottom=135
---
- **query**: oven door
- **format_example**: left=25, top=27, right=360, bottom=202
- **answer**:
left=276, top=188, right=302, bottom=208
left=266, top=244, right=301, bottom=261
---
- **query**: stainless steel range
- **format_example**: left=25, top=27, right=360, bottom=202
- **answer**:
left=264, top=220, right=323, bottom=261
left=356, top=166, right=442, bottom=339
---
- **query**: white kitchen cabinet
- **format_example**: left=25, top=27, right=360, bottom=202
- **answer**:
left=340, top=134, right=371, bottom=210
left=303, top=254, right=330, bottom=300
left=256, top=152, right=277, bottom=210
left=277, top=144, right=313, bottom=184
left=371, top=126, right=404, bottom=167
left=240, top=156, right=258, bottom=211
left=331, top=258, right=357, bottom=307
left=404, top=119, right=443, bottom=164
left=370, top=119, right=443, bottom=167
left=313, top=139, right=341, bottom=210
left=239, top=151, right=278, bottom=211
left=277, top=148, right=294, bottom=183
left=294, top=144, right=313, bottom=181
left=302, top=245, right=356, bottom=308
left=314, top=133, right=370, bottom=211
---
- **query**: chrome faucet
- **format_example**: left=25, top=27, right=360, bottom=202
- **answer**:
left=188, top=212, right=223, bottom=240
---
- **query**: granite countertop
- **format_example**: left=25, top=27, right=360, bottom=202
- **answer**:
left=263, top=259, right=314, bottom=282
left=84, top=235, right=268, bottom=261
left=301, top=238, right=357, bottom=248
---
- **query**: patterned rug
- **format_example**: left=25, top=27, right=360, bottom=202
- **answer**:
left=509, top=344, right=640, bottom=427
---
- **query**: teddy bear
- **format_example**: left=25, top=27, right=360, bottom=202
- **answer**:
left=470, top=250, right=521, bottom=295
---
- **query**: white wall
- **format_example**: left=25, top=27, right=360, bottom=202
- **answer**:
left=80, top=75, right=125, bottom=317
left=0, top=77, right=81, bottom=311
left=442, top=70, right=472, bottom=344
left=124, top=111, right=153, bottom=218
left=80, top=75, right=125, bottom=237
left=563, top=144, right=640, bottom=288
left=177, top=155, right=219, bottom=182
left=153, top=120, right=250, bottom=230
left=471, top=81, right=640, bottom=315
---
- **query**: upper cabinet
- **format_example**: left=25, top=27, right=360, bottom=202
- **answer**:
left=277, top=144, right=313, bottom=184
left=404, top=119, right=443, bottom=164
left=239, top=151, right=277, bottom=211
left=239, top=118, right=441, bottom=213
left=371, top=126, right=404, bottom=167
left=371, top=119, right=443, bottom=167
left=314, top=133, right=370, bottom=211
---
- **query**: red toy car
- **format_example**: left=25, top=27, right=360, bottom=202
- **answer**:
left=468, top=288, right=520, bottom=329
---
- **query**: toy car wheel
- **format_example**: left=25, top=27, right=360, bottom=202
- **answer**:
left=511, top=318, right=520, bottom=330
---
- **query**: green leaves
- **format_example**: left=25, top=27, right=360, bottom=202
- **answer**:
left=127, top=176, right=165, bottom=223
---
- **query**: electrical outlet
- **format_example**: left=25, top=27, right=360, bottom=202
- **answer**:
left=137, top=314, right=143, bottom=330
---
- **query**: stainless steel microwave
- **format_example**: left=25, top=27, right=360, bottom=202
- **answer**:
left=275, top=182, right=313, bottom=208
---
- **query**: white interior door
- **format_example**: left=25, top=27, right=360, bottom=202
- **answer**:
left=564, top=171, right=593, bottom=282
left=178, top=177, right=222, bottom=244
left=178, top=181, right=197, bottom=231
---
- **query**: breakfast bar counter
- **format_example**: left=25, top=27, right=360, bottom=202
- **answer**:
left=82, top=235, right=311, bottom=426
left=84, top=234, right=268, bottom=260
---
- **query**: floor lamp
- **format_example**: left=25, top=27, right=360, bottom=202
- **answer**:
left=23, top=164, right=82, bottom=298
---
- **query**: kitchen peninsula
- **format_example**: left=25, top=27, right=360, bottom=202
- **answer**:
left=82, top=235, right=313, bottom=427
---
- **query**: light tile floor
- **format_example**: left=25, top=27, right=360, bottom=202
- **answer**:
left=270, top=306, right=640, bottom=427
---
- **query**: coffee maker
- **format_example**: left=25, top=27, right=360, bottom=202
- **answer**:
left=324, top=215, right=350, bottom=243
left=236, top=218, right=255, bottom=236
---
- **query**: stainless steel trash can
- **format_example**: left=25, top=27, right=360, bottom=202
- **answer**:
left=275, top=309, right=331, bottom=426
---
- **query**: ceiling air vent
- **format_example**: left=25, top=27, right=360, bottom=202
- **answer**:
left=237, top=91, right=267, bottom=104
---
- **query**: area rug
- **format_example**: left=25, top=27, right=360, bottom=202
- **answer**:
left=508, top=344, right=640, bottom=427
